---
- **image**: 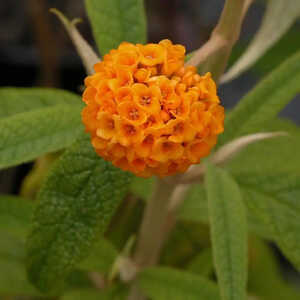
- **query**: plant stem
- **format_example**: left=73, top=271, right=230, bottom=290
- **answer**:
left=128, top=178, right=178, bottom=300
left=50, top=8, right=100, bottom=75
left=134, top=178, right=176, bottom=267
left=89, top=272, right=106, bottom=289
left=178, top=132, right=287, bottom=184
left=186, top=0, right=251, bottom=81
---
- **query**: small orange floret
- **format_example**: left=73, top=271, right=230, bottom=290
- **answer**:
left=132, top=84, right=161, bottom=114
left=118, top=101, right=147, bottom=125
left=81, top=39, right=225, bottom=177
left=96, top=112, right=116, bottom=140
left=138, top=43, right=166, bottom=66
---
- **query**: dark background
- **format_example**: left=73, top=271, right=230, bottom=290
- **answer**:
left=0, top=0, right=299, bottom=283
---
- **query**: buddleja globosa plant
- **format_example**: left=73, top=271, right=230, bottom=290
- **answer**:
left=1, top=0, right=300, bottom=299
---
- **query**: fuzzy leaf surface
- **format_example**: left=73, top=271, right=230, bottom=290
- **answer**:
left=138, top=266, right=220, bottom=300
left=180, top=119, right=300, bottom=240
left=237, top=173, right=300, bottom=272
left=0, top=105, right=83, bottom=169
left=222, top=0, right=300, bottom=83
left=205, top=163, right=247, bottom=300
left=26, top=134, right=131, bottom=292
left=179, top=183, right=273, bottom=239
left=226, top=119, right=300, bottom=175
left=85, top=0, right=147, bottom=55
left=220, top=50, right=300, bottom=146
left=0, top=87, right=81, bottom=119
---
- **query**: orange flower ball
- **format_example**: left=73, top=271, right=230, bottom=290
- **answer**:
left=82, top=39, right=224, bottom=177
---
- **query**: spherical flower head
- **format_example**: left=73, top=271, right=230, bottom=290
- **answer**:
left=82, top=40, right=225, bottom=177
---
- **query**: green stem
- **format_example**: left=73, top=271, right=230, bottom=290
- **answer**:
left=128, top=178, right=177, bottom=300
left=134, top=178, right=176, bottom=267
left=186, top=0, right=250, bottom=81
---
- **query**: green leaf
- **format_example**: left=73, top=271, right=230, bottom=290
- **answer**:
left=0, top=196, right=37, bottom=295
left=180, top=119, right=300, bottom=261
left=85, top=0, right=147, bottom=55
left=78, top=237, right=118, bottom=273
left=225, top=119, right=300, bottom=246
left=61, top=286, right=127, bottom=300
left=0, top=234, right=40, bottom=297
left=179, top=118, right=300, bottom=241
left=50, top=8, right=100, bottom=75
left=221, top=0, right=300, bottom=83
left=138, top=266, right=220, bottom=300
left=227, top=118, right=300, bottom=175
left=227, top=117, right=300, bottom=258
left=0, top=195, right=33, bottom=239
left=228, top=28, right=300, bottom=77
left=220, top=50, right=300, bottom=146
left=0, top=232, right=26, bottom=262
left=130, top=176, right=154, bottom=199
left=205, top=163, right=247, bottom=300
left=248, top=237, right=300, bottom=300
left=0, top=211, right=38, bottom=298
left=0, top=104, right=83, bottom=169
left=61, top=289, right=101, bottom=300
left=187, top=248, right=214, bottom=277
left=0, top=87, right=81, bottom=119
left=26, top=134, right=131, bottom=292
left=237, top=173, right=300, bottom=272
left=179, top=184, right=208, bottom=223
left=0, top=259, right=40, bottom=296
left=179, top=183, right=273, bottom=239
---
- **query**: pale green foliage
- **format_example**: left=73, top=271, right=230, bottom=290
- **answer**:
left=0, top=196, right=39, bottom=296
left=187, top=248, right=214, bottom=277
left=0, top=235, right=38, bottom=297
left=130, top=176, right=154, bottom=198
left=0, top=195, right=33, bottom=239
left=85, top=0, right=147, bottom=55
left=0, top=234, right=33, bottom=296
left=0, top=196, right=122, bottom=297
left=0, top=88, right=83, bottom=169
left=220, top=50, right=300, bottom=146
left=138, top=266, right=220, bottom=300
left=0, top=87, right=81, bottom=118
left=0, top=259, right=40, bottom=296
left=61, top=289, right=100, bottom=300
left=0, top=105, right=83, bottom=169
left=61, top=286, right=127, bottom=300
left=179, top=184, right=207, bottom=222
left=248, top=238, right=300, bottom=300
left=79, top=237, right=118, bottom=274
left=181, top=119, right=300, bottom=275
left=26, top=134, right=132, bottom=292
left=0, top=232, right=25, bottom=262
left=227, top=119, right=300, bottom=175
left=238, top=173, right=300, bottom=271
left=50, top=8, right=100, bottom=75
left=205, top=163, right=247, bottom=300
left=222, top=0, right=300, bottom=83
left=179, top=182, right=273, bottom=239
